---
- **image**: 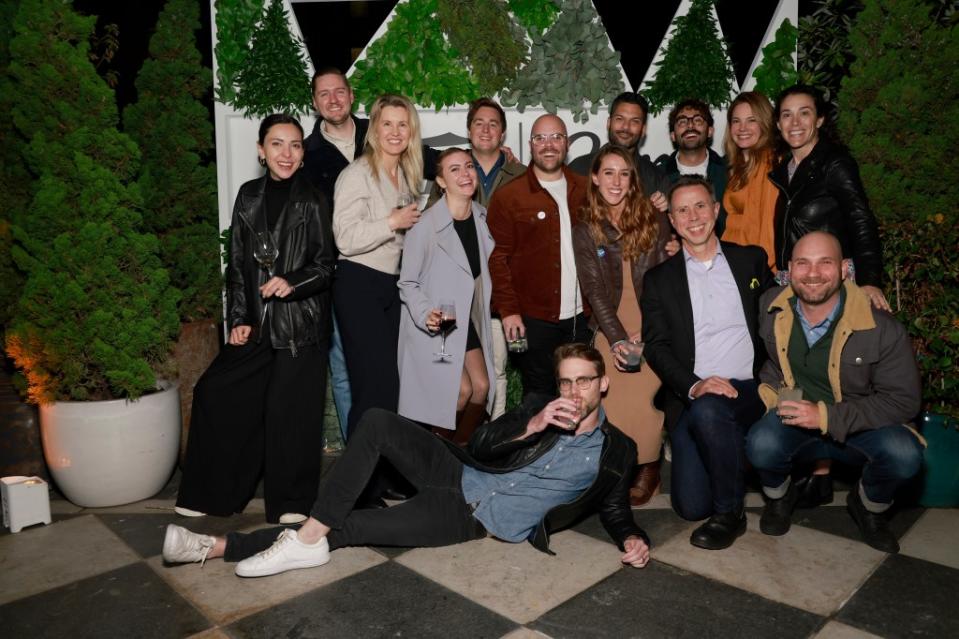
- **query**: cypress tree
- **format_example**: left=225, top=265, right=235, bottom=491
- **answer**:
left=126, top=0, right=221, bottom=322
left=5, top=0, right=179, bottom=403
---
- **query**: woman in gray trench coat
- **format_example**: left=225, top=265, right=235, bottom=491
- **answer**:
left=398, top=148, right=495, bottom=443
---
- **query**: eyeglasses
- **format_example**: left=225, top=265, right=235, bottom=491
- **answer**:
left=557, top=375, right=600, bottom=391
left=675, top=115, right=707, bottom=128
left=530, top=133, right=567, bottom=146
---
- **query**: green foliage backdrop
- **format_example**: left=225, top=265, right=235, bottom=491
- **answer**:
left=643, top=0, right=735, bottom=115
left=507, top=0, right=559, bottom=35
left=126, top=0, right=221, bottom=323
left=213, top=0, right=264, bottom=105
left=5, top=0, right=179, bottom=403
left=838, top=0, right=959, bottom=416
left=752, top=18, right=798, bottom=100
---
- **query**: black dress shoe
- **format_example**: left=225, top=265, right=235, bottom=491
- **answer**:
left=847, top=487, right=899, bottom=553
left=690, top=511, right=747, bottom=550
left=796, top=474, right=834, bottom=508
left=760, top=481, right=800, bottom=536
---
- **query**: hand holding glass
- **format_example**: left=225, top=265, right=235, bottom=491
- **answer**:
left=253, top=232, right=279, bottom=278
left=433, top=300, right=456, bottom=361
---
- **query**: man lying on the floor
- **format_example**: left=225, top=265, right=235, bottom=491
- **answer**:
left=163, top=343, right=651, bottom=577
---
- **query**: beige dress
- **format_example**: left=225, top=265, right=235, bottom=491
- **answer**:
left=593, top=259, right=664, bottom=464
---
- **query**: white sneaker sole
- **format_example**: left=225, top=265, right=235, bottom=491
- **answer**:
left=174, top=506, right=206, bottom=517
left=234, top=554, right=330, bottom=578
left=279, top=513, right=307, bottom=524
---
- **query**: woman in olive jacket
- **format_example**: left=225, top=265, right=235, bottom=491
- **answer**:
left=573, top=145, right=671, bottom=507
left=177, top=114, right=335, bottom=524
left=769, top=84, right=889, bottom=311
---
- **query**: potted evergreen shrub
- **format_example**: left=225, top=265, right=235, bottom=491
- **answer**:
left=125, top=0, right=223, bottom=460
left=4, top=0, right=181, bottom=507
left=838, top=0, right=959, bottom=506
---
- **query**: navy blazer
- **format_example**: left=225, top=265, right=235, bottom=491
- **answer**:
left=640, top=241, right=775, bottom=428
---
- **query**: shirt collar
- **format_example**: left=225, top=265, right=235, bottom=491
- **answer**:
left=682, top=242, right=725, bottom=267
left=793, top=286, right=845, bottom=329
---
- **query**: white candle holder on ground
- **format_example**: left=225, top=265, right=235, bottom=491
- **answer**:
left=1, top=475, right=52, bottom=533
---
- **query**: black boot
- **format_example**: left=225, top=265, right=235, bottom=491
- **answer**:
left=759, top=480, right=800, bottom=536
left=847, top=486, right=899, bottom=553
left=690, top=511, right=747, bottom=550
left=795, top=473, right=834, bottom=508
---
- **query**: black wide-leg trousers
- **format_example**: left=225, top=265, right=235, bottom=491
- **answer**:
left=223, top=409, right=486, bottom=560
left=176, top=335, right=328, bottom=523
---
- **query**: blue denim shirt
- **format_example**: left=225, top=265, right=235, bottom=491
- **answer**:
left=793, top=286, right=845, bottom=347
left=460, top=410, right=606, bottom=542
left=473, top=151, right=505, bottom=201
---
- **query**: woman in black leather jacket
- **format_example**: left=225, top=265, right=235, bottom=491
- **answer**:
left=176, top=114, right=335, bottom=524
left=769, top=84, right=889, bottom=311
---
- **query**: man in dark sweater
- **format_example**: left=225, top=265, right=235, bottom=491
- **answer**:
left=161, top=344, right=651, bottom=577
left=746, top=231, right=923, bottom=553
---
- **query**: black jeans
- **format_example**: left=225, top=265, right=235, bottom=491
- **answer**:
left=669, top=379, right=764, bottom=520
left=224, top=409, right=486, bottom=560
left=516, top=313, right=590, bottom=397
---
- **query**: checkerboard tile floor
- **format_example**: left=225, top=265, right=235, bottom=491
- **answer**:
left=2, top=468, right=956, bottom=638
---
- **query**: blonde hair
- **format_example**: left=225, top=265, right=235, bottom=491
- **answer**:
left=724, top=91, right=775, bottom=192
left=580, top=145, right=658, bottom=260
left=364, top=94, right=424, bottom=195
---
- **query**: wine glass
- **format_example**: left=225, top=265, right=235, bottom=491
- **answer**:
left=417, top=179, right=434, bottom=210
left=396, top=192, right=415, bottom=209
left=432, top=300, right=456, bottom=361
left=253, top=232, right=279, bottom=278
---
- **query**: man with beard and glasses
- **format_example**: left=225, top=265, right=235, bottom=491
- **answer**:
left=160, top=344, right=651, bottom=578
left=655, top=99, right=728, bottom=235
left=746, top=232, right=923, bottom=553
left=569, top=92, right=670, bottom=212
left=488, top=115, right=592, bottom=398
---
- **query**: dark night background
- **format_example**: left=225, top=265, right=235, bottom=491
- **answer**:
left=73, top=0, right=806, bottom=111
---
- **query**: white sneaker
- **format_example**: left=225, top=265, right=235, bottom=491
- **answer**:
left=162, top=524, right=216, bottom=566
left=174, top=506, right=206, bottom=517
left=234, top=529, right=330, bottom=578
left=279, top=512, right=307, bottom=524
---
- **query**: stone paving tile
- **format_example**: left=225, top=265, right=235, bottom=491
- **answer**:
left=531, top=560, right=823, bottom=639
left=571, top=509, right=691, bottom=549
left=653, top=513, right=885, bottom=615
left=0, top=511, right=82, bottom=538
left=898, top=509, right=959, bottom=569
left=813, top=620, right=883, bottom=638
left=98, top=512, right=266, bottom=559
left=147, top=545, right=386, bottom=625
left=836, top=554, right=959, bottom=639
left=787, top=502, right=925, bottom=545
left=225, top=561, right=517, bottom=639
left=0, top=562, right=210, bottom=638
left=0, top=514, right=140, bottom=605
left=396, top=530, right=622, bottom=624
left=499, top=628, right=553, bottom=639
left=186, top=628, right=233, bottom=639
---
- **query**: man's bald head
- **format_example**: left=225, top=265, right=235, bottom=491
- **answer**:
left=531, top=114, right=567, bottom=136
left=789, top=231, right=847, bottom=307
left=792, top=231, right=843, bottom=263
left=529, top=114, right=569, bottom=179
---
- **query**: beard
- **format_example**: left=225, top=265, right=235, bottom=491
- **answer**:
left=794, top=278, right=842, bottom=305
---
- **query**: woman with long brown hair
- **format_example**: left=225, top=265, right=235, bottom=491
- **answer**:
left=573, top=144, right=670, bottom=506
left=722, top=91, right=779, bottom=268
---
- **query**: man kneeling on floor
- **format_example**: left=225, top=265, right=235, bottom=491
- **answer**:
left=746, top=231, right=924, bottom=553
left=163, top=343, right=651, bottom=576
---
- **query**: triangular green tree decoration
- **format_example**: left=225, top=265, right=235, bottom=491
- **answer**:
left=643, top=0, right=736, bottom=115
left=752, top=18, right=798, bottom=100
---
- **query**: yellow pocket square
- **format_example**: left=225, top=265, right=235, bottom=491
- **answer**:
left=749, top=277, right=760, bottom=290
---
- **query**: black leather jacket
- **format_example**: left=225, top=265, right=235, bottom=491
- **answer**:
left=446, top=393, right=649, bottom=554
left=769, top=142, right=883, bottom=286
left=227, top=172, right=335, bottom=354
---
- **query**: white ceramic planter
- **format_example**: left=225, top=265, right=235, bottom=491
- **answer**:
left=39, top=381, right=181, bottom=508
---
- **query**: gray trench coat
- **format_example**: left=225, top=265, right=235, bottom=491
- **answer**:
left=397, top=196, right=496, bottom=428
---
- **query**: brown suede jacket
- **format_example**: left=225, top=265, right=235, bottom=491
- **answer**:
left=758, top=281, right=922, bottom=443
left=487, top=166, right=588, bottom=321
left=572, top=212, right=671, bottom=345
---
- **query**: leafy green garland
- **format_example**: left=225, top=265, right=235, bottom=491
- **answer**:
left=752, top=18, right=798, bottom=100
left=643, top=0, right=736, bottom=115
left=234, top=0, right=312, bottom=117
left=500, top=0, right=624, bottom=122
left=350, top=0, right=479, bottom=112
left=126, top=0, right=222, bottom=323
left=507, top=0, right=559, bottom=35
left=213, top=0, right=264, bottom=105
left=437, top=0, right=526, bottom=97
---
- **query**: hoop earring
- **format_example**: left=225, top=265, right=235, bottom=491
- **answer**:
left=299, top=160, right=304, bottom=169
left=258, top=157, right=266, bottom=167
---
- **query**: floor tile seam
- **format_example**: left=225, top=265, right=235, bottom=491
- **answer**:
left=144, top=558, right=225, bottom=630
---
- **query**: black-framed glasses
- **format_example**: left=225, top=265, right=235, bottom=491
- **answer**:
left=675, top=115, right=707, bottom=128
left=530, top=133, right=567, bottom=146
left=557, top=375, right=600, bottom=391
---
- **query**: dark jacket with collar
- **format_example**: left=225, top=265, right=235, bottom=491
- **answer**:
left=640, top=241, right=775, bottom=428
left=768, top=141, right=883, bottom=287
left=572, top=212, right=671, bottom=345
left=487, top=166, right=589, bottom=321
left=757, top=281, right=921, bottom=443
left=655, top=148, right=728, bottom=236
left=227, top=172, right=336, bottom=353
left=445, top=393, right=648, bottom=554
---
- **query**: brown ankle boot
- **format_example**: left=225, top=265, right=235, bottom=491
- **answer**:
left=432, top=410, right=461, bottom=441
left=452, top=402, right=488, bottom=446
left=630, top=460, right=661, bottom=507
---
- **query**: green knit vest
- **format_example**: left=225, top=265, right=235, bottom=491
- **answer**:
left=787, top=295, right=844, bottom=406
